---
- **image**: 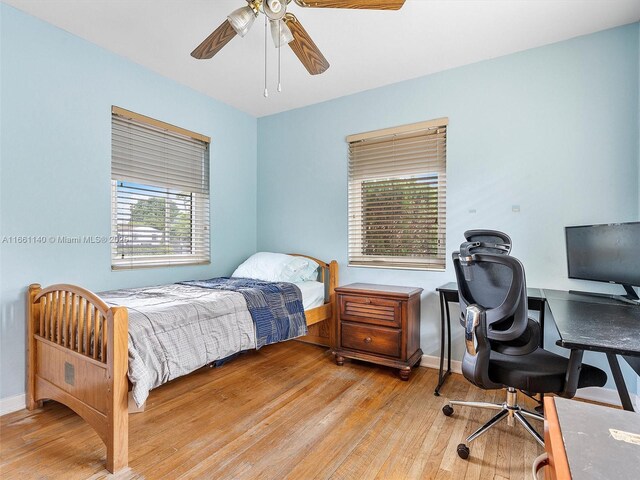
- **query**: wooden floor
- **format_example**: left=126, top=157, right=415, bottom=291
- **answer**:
left=1, top=342, right=542, bottom=479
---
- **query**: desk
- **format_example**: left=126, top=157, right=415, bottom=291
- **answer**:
left=544, top=289, right=640, bottom=411
left=542, top=396, right=640, bottom=479
left=434, top=282, right=546, bottom=396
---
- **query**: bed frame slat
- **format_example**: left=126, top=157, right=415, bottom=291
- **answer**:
left=69, top=293, right=76, bottom=350
left=45, top=292, right=53, bottom=340
left=84, top=299, right=91, bottom=356
left=53, top=291, right=59, bottom=343
left=60, top=291, right=65, bottom=344
left=92, top=307, right=99, bottom=360
left=101, top=316, right=108, bottom=362
left=39, top=295, right=45, bottom=338
left=62, top=292, right=70, bottom=347
left=77, top=297, right=85, bottom=354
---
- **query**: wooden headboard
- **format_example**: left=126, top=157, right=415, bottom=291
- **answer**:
left=288, top=254, right=338, bottom=348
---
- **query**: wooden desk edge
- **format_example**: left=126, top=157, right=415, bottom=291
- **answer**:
left=544, top=397, right=572, bottom=480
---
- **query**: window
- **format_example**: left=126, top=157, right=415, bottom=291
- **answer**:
left=111, top=106, right=210, bottom=269
left=347, top=118, right=447, bottom=270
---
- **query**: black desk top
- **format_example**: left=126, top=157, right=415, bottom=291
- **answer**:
left=544, top=289, right=640, bottom=357
left=437, top=282, right=545, bottom=301
left=555, top=397, right=640, bottom=480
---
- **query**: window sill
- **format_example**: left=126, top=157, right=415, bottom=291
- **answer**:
left=348, top=263, right=445, bottom=272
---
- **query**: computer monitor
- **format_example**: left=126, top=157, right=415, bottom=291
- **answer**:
left=565, top=221, right=640, bottom=304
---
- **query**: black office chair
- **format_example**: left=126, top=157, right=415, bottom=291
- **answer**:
left=442, top=239, right=607, bottom=459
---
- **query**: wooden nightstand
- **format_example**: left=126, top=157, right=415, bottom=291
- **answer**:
left=333, top=283, right=423, bottom=380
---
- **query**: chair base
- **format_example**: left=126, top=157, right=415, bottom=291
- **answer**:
left=442, top=387, right=544, bottom=459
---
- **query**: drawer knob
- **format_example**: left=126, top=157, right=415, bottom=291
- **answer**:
left=364, top=337, right=372, bottom=344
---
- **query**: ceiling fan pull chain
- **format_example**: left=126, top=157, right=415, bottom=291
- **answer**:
left=277, top=20, right=282, bottom=93
left=264, top=13, right=269, bottom=98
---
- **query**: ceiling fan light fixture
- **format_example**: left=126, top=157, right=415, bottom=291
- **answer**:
left=267, top=0, right=283, bottom=14
left=270, top=19, right=294, bottom=47
left=227, top=6, right=257, bottom=37
left=264, top=0, right=287, bottom=20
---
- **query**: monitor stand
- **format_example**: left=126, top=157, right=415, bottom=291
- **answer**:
left=569, top=284, right=640, bottom=306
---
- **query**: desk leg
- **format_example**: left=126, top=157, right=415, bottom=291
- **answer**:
left=606, top=353, right=635, bottom=412
left=538, top=301, right=546, bottom=349
left=563, top=349, right=584, bottom=399
left=535, top=300, right=547, bottom=409
left=434, top=291, right=452, bottom=396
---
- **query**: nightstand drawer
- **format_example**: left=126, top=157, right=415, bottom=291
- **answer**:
left=341, top=322, right=401, bottom=358
left=339, top=295, right=401, bottom=328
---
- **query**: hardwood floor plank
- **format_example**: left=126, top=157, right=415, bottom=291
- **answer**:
left=283, top=366, right=404, bottom=480
left=372, top=373, right=444, bottom=479
left=1, top=342, right=544, bottom=479
left=462, top=389, right=502, bottom=480
left=328, top=370, right=427, bottom=479
left=178, top=371, right=364, bottom=478
left=410, top=378, right=472, bottom=480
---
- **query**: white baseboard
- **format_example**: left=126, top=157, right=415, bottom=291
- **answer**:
left=420, top=354, right=639, bottom=410
left=421, top=353, right=462, bottom=375
left=0, top=393, right=26, bottom=416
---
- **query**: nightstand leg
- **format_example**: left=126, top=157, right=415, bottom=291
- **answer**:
left=335, top=355, right=345, bottom=366
left=399, top=368, right=411, bottom=381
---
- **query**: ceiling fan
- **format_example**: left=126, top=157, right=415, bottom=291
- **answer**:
left=191, top=0, right=406, bottom=76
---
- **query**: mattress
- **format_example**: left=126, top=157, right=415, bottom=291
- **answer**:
left=295, top=281, right=325, bottom=310
left=100, top=280, right=325, bottom=406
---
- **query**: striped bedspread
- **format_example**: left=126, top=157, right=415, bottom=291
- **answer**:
left=100, top=278, right=307, bottom=407
left=180, top=277, right=308, bottom=349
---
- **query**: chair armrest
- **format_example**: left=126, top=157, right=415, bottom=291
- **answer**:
left=464, top=304, right=486, bottom=355
left=490, top=317, right=540, bottom=356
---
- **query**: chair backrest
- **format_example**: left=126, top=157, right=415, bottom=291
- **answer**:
left=452, top=248, right=529, bottom=389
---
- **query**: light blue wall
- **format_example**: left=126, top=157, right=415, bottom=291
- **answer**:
left=257, top=24, right=640, bottom=393
left=1, top=5, right=638, bottom=404
left=0, top=5, right=257, bottom=399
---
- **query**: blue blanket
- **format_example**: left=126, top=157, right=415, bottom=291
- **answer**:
left=179, top=277, right=308, bottom=348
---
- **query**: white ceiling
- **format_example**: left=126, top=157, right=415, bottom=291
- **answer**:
left=3, top=0, right=640, bottom=117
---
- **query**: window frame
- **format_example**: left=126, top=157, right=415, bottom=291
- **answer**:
left=346, top=118, right=448, bottom=271
left=110, top=106, right=211, bottom=270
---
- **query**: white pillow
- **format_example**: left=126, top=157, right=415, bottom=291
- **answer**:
left=232, top=252, right=311, bottom=282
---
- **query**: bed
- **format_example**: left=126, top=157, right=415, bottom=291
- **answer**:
left=25, top=254, right=338, bottom=473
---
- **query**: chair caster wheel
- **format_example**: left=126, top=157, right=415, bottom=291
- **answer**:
left=442, top=405, right=454, bottom=417
left=457, top=443, right=470, bottom=459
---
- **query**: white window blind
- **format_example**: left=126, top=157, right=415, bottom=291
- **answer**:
left=111, top=107, right=210, bottom=270
left=347, top=119, right=447, bottom=270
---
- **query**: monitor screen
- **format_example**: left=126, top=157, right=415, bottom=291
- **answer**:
left=565, top=222, right=640, bottom=287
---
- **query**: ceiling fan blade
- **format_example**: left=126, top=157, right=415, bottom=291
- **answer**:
left=284, top=14, right=330, bottom=75
left=191, top=20, right=237, bottom=59
left=294, top=0, right=405, bottom=10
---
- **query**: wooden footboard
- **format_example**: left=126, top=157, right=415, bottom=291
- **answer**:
left=291, top=256, right=339, bottom=348
left=26, top=284, right=129, bottom=473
